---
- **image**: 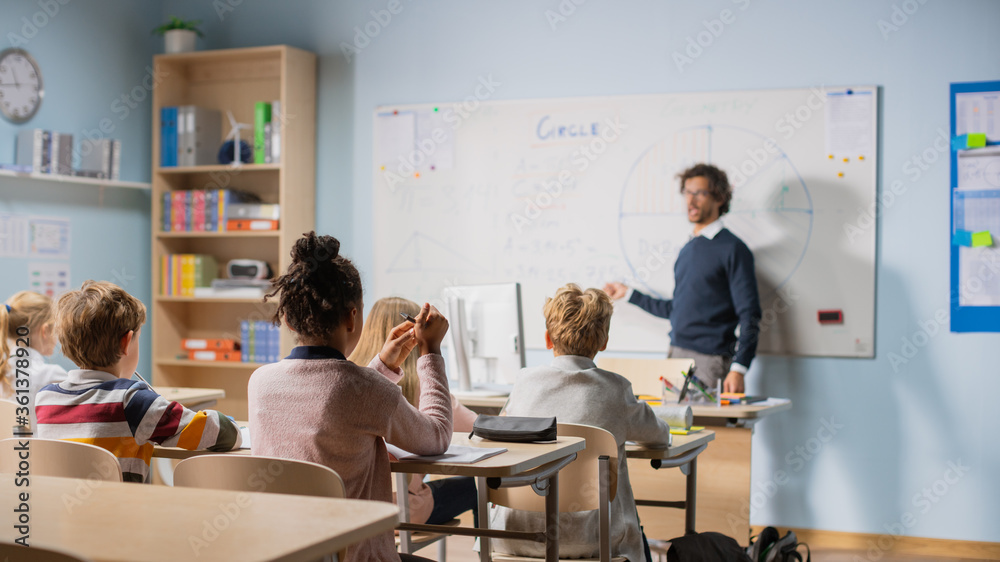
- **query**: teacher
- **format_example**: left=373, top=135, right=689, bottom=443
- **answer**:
left=604, top=163, right=762, bottom=393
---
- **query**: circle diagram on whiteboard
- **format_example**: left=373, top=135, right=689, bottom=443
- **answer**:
left=617, top=124, right=814, bottom=301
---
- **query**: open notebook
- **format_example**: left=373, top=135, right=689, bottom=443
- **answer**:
left=386, top=443, right=507, bottom=464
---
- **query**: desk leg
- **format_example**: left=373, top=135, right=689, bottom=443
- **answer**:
left=478, top=476, right=491, bottom=562
left=544, top=473, right=559, bottom=562
left=685, top=457, right=697, bottom=534
left=396, top=473, right=412, bottom=554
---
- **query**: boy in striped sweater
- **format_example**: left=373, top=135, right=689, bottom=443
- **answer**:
left=35, top=280, right=242, bottom=482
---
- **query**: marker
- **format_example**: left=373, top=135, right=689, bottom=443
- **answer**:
left=399, top=312, right=417, bottom=323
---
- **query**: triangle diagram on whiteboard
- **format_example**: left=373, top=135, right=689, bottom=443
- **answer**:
left=386, top=232, right=486, bottom=273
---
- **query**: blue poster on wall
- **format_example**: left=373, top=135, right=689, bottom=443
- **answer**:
left=950, top=80, right=1000, bottom=332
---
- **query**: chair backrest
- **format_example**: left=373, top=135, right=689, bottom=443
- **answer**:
left=0, top=438, right=122, bottom=482
left=173, top=454, right=346, bottom=498
left=489, top=423, right=618, bottom=513
left=0, top=541, right=93, bottom=561
left=596, top=357, right=694, bottom=397
left=0, top=400, right=16, bottom=439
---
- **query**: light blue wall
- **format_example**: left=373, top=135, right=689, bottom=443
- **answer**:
left=20, top=0, right=997, bottom=542
left=0, top=1, right=159, bottom=374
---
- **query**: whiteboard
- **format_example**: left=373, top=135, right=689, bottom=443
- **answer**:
left=372, top=87, right=877, bottom=358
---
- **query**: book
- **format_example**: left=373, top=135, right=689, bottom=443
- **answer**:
left=79, top=138, right=119, bottom=179
left=270, top=99, right=282, bottom=164
left=177, top=106, right=189, bottom=166
left=190, top=107, right=221, bottom=166
left=227, top=203, right=280, bottom=220
left=160, top=106, right=177, bottom=167
left=227, top=219, right=279, bottom=231
left=187, top=350, right=241, bottom=362
left=49, top=132, right=73, bottom=175
left=263, top=122, right=272, bottom=164
left=385, top=443, right=508, bottom=464
left=241, top=321, right=250, bottom=362
left=254, top=101, right=271, bottom=164
left=16, top=129, right=49, bottom=172
left=181, top=338, right=239, bottom=351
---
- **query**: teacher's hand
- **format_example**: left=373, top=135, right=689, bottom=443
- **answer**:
left=723, top=371, right=745, bottom=394
left=603, top=282, right=628, bottom=300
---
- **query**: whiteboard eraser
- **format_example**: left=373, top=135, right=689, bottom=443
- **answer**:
left=818, top=310, right=843, bottom=324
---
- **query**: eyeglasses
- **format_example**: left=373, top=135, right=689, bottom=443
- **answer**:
left=682, top=189, right=713, bottom=200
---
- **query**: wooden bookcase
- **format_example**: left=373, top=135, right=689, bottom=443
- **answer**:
left=150, top=46, right=316, bottom=418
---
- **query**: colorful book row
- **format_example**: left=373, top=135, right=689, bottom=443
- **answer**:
left=160, top=254, right=218, bottom=297
left=161, top=189, right=260, bottom=232
left=241, top=320, right=281, bottom=363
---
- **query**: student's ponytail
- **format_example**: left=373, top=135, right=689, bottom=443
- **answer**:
left=0, top=292, right=57, bottom=398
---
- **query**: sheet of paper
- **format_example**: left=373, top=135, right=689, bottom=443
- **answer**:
left=953, top=189, right=1000, bottom=306
left=28, top=216, right=71, bottom=259
left=415, top=109, right=455, bottom=171
left=957, top=150, right=1000, bottom=189
left=375, top=111, right=416, bottom=172
left=386, top=443, right=507, bottom=464
left=955, top=91, right=1000, bottom=142
left=825, top=90, right=874, bottom=158
left=27, top=262, right=70, bottom=298
left=0, top=214, right=30, bottom=258
left=239, top=426, right=251, bottom=449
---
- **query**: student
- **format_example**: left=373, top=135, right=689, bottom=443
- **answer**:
left=34, top=280, right=242, bottom=483
left=248, top=232, right=452, bottom=562
left=347, top=296, right=479, bottom=526
left=492, top=283, right=671, bottom=562
left=1, top=291, right=68, bottom=430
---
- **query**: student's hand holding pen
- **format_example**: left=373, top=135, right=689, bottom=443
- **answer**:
left=413, top=302, right=448, bottom=356
left=378, top=315, right=418, bottom=371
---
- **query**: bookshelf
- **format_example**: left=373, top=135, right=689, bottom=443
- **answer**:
left=150, top=46, right=316, bottom=419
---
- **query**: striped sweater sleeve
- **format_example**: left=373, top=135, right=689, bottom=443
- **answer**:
left=123, top=383, right=242, bottom=451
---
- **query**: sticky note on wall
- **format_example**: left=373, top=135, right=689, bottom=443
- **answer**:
left=971, top=231, right=993, bottom=247
left=953, top=230, right=973, bottom=247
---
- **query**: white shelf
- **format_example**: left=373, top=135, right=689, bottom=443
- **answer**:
left=0, top=168, right=151, bottom=190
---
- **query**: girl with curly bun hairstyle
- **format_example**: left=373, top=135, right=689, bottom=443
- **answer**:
left=248, top=231, right=453, bottom=562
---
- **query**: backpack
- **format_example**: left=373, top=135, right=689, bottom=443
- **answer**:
left=666, top=532, right=752, bottom=562
left=746, top=527, right=811, bottom=562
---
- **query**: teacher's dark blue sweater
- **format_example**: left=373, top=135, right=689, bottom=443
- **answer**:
left=629, top=228, right=762, bottom=368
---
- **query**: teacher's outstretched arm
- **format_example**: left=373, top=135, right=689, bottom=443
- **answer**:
left=603, top=282, right=673, bottom=319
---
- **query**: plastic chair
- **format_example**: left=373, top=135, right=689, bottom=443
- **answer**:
left=0, top=541, right=94, bottom=561
left=488, top=423, right=624, bottom=562
left=595, top=357, right=695, bottom=397
left=174, top=455, right=347, bottom=560
left=0, top=438, right=122, bottom=482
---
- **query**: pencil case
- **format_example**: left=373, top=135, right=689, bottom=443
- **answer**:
left=470, top=415, right=557, bottom=443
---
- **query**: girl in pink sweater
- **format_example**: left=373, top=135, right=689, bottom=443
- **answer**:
left=248, top=232, right=453, bottom=562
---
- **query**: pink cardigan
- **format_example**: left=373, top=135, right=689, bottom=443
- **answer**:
left=393, top=395, right=478, bottom=524
left=248, top=347, right=452, bottom=562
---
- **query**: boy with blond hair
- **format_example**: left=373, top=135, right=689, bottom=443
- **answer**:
left=491, top=283, right=670, bottom=562
left=35, top=280, right=242, bottom=482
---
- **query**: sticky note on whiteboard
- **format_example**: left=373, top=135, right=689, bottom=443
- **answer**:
left=953, top=230, right=973, bottom=247
left=971, top=231, right=993, bottom=247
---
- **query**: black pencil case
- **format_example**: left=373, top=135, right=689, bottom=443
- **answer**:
left=469, top=415, right=557, bottom=443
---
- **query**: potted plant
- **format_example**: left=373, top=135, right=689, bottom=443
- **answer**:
left=153, top=16, right=203, bottom=54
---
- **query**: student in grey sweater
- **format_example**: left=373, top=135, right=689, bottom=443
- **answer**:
left=491, top=283, right=671, bottom=562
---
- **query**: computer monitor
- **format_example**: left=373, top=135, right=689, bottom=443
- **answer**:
left=443, top=282, right=526, bottom=395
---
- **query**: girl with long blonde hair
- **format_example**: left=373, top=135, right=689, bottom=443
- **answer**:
left=1, top=291, right=68, bottom=428
left=349, top=296, right=479, bottom=526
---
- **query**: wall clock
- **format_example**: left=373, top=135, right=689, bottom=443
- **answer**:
left=0, top=48, right=43, bottom=123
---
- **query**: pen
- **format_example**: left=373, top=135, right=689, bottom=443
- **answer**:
left=132, top=371, right=150, bottom=385
left=399, top=312, right=417, bottom=323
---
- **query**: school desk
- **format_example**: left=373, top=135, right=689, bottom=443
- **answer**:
left=0, top=474, right=398, bottom=561
left=392, top=434, right=586, bottom=562
left=458, top=395, right=791, bottom=545
left=626, top=430, right=716, bottom=535
left=153, top=385, right=226, bottom=409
